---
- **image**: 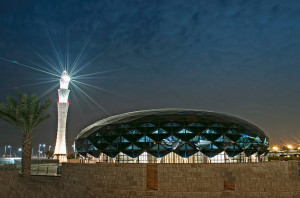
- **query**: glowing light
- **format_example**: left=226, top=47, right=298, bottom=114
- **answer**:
left=272, top=146, right=279, bottom=151
left=287, top=145, right=293, bottom=150
left=60, top=71, right=71, bottom=89
left=54, top=71, right=70, bottom=163
left=297, top=147, right=300, bottom=150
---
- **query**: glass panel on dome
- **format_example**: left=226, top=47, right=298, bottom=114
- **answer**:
left=236, top=136, right=251, bottom=149
left=99, top=138, right=108, bottom=144
left=177, top=144, right=194, bottom=151
left=218, top=123, right=226, bottom=127
left=202, top=129, right=217, bottom=134
left=190, top=135, right=207, bottom=142
left=88, top=145, right=97, bottom=151
left=150, top=144, right=167, bottom=151
left=236, top=136, right=249, bottom=143
left=248, top=136, right=256, bottom=140
left=86, top=139, right=92, bottom=144
left=152, top=128, right=167, bottom=134
left=188, top=123, right=204, bottom=127
left=104, top=145, right=117, bottom=150
left=127, top=129, right=141, bottom=134
left=227, top=130, right=239, bottom=134
left=177, top=129, right=193, bottom=134
left=251, top=142, right=260, bottom=148
left=237, top=142, right=251, bottom=149
left=164, top=136, right=179, bottom=143
left=113, top=137, right=129, bottom=143
left=188, top=123, right=196, bottom=127
left=195, top=139, right=211, bottom=150
left=203, top=144, right=219, bottom=151
left=120, top=124, right=131, bottom=128
left=226, top=144, right=240, bottom=151
left=126, top=144, right=140, bottom=150
left=210, top=144, right=219, bottom=150
left=254, top=137, right=262, bottom=143
left=215, top=135, right=231, bottom=142
left=211, top=123, right=221, bottom=127
left=138, top=136, right=154, bottom=142
left=231, top=124, right=240, bottom=128
left=161, top=136, right=182, bottom=150
left=164, top=123, right=180, bottom=127
left=140, top=123, right=155, bottom=127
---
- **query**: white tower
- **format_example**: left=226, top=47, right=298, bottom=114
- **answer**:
left=53, top=71, right=70, bottom=163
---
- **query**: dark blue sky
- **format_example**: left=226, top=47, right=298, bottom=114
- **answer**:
left=1, top=0, right=300, bottom=153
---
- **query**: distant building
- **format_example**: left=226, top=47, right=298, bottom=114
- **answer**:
left=75, top=109, right=269, bottom=163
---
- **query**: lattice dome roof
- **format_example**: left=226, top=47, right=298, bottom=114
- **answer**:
left=75, top=109, right=269, bottom=158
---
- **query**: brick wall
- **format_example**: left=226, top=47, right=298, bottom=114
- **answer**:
left=0, top=165, right=18, bottom=198
left=0, top=161, right=300, bottom=198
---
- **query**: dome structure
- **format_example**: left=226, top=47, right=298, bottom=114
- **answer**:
left=75, top=109, right=269, bottom=163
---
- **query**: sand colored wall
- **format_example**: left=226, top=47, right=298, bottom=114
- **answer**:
left=0, top=165, right=18, bottom=198
left=0, top=161, right=300, bottom=198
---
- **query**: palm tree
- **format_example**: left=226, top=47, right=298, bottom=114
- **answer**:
left=0, top=92, right=51, bottom=176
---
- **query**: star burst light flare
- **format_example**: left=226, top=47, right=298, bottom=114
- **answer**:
left=0, top=29, right=127, bottom=116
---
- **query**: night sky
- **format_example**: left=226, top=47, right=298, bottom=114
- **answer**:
left=1, top=0, right=300, bottom=154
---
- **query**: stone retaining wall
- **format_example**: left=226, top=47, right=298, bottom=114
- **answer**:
left=0, top=161, right=300, bottom=198
left=0, top=165, right=18, bottom=198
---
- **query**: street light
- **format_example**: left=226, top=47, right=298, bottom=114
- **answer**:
left=43, top=144, right=46, bottom=157
left=287, top=145, right=293, bottom=150
left=272, top=146, right=279, bottom=151
left=7, top=145, right=11, bottom=158
left=48, top=145, right=52, bottom=151
left=18, top=148, right=22, bottom=158
left=4, top=145, right=7, bottom=157
left=38, top=144, right=41, bottom=158
left=38, top=150, right=42, bottom=158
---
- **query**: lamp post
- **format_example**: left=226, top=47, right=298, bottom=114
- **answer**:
left=38, top=144, right=41, bottom=158
left=7, top=145, right=11, bottom=158
left=18, top=148, right=22, bottom=158
left=48, top=145, right=52, bottom=151
left=4, top=145, right=6, bottom=157
left=43, top=144, right=46, bottom=157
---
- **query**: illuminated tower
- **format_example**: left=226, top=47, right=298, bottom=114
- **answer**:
left=53, top=71, right=70, bottom=162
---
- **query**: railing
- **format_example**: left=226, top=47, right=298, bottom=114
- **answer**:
left=0, top=158, right=20, bottom=165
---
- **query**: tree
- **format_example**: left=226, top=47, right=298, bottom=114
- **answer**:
left=0, top=92, right=51, bottom=176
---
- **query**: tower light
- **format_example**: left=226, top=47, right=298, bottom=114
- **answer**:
left=53, top=71, right=70, bottom=162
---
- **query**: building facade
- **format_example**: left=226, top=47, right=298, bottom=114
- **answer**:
left=75, top=109, right=269, bottom=163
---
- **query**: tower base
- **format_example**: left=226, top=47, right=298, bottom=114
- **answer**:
left=53, top=154, right=67, bottom=163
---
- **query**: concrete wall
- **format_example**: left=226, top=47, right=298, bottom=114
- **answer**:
left=0, top=161, right=300, bottom=198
